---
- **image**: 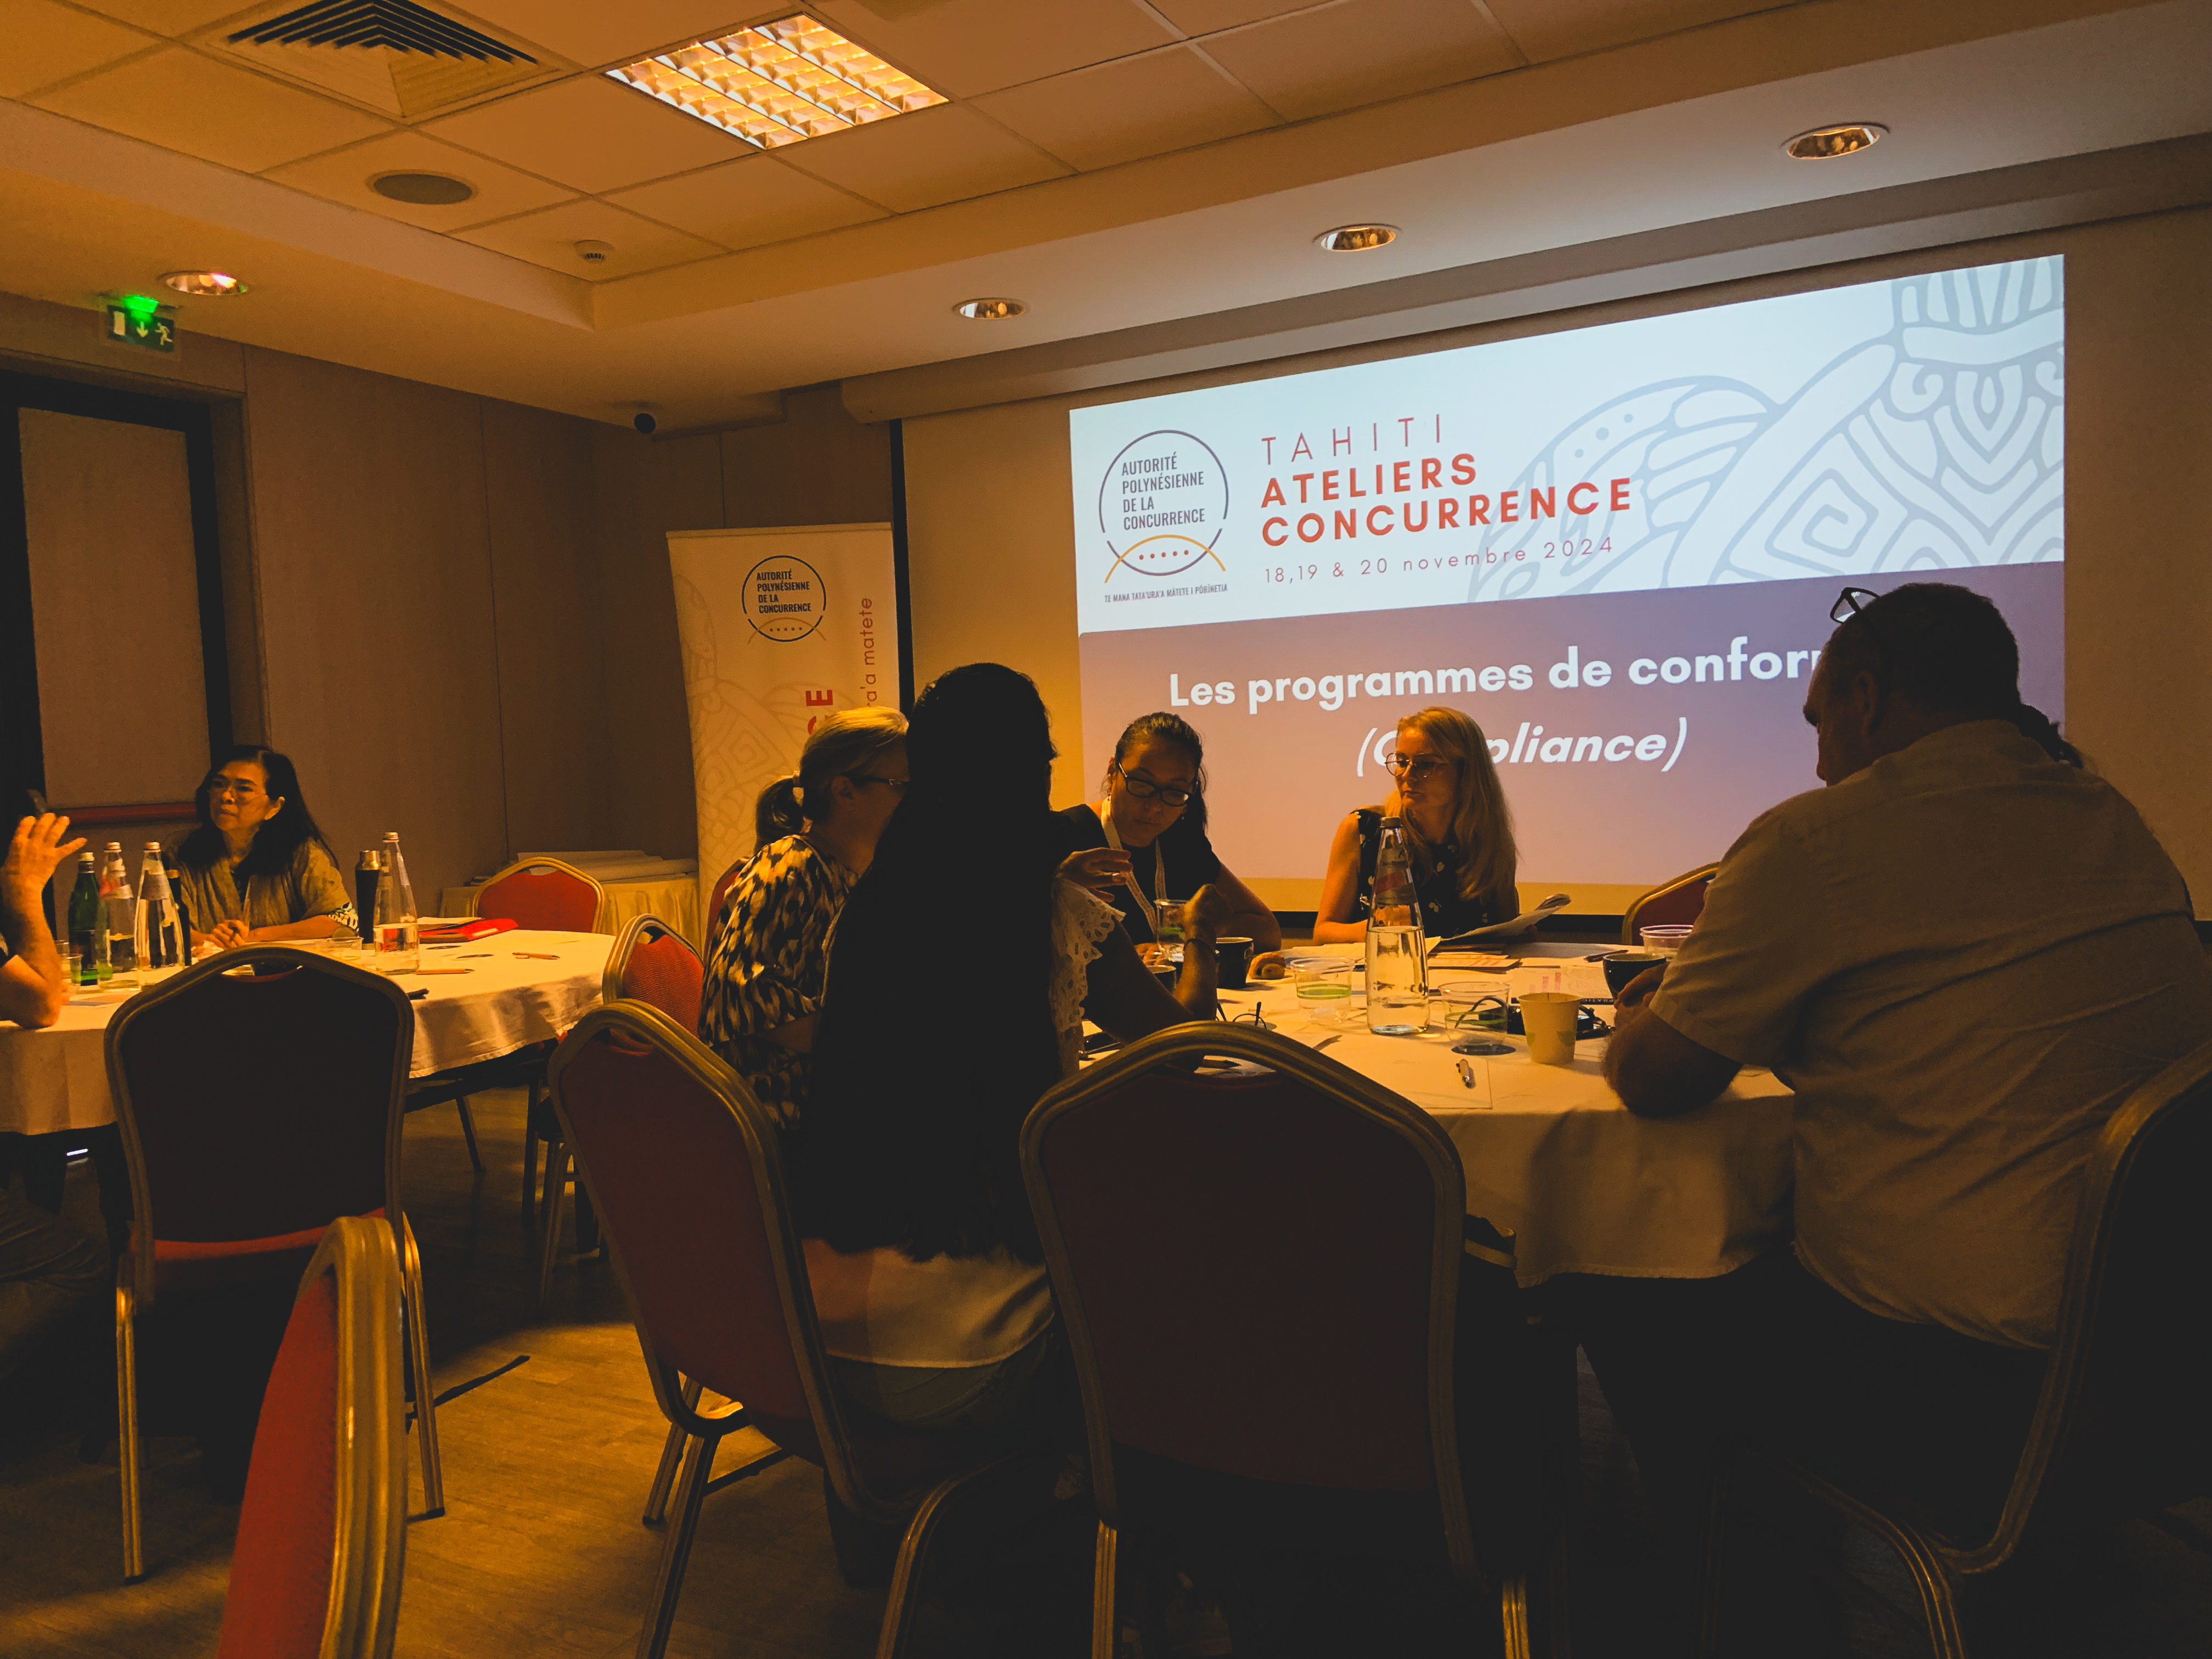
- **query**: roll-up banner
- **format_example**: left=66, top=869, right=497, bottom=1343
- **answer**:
left=667, top=524, right=901, bottom=919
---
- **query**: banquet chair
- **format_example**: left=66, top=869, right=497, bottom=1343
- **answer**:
left=471, top=856, right=606, bottom=934
left=215, top=1216, right=408, bottom=1659
left=106, top=948, right=445, bottom=1581
left=546, top=1002, right=1058, bottom=1659
left=1620, top=862, right=1720, bottom=945
left=533, top=916, right=706, bottom=1302
left=703, top=855, right=750, bottom=963
left=1021, top=1024, right=1551, bottom=1659
left=1701, top=1037, right=2212, bottom=1659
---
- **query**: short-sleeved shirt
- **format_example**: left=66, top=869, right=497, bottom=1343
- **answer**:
left=1350, top=809, right=1509, bottom=939
left=699, top=835, right=857, bottom=1126
left=1647, top=721, right=2212, bottom=1350
left=173, top=840, right=356, bottom=935
left=1054, top=803, right=1223, bottom=945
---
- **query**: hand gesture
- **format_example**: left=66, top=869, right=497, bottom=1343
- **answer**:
left=1057, top=848, right=1132, bottom=893
left=3, top=815, right=87, bottom=912
left=1179, top=883, right=1231, bottom=944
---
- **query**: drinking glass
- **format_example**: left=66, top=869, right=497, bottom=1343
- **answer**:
left=1640, top=925, right=1694, bottom=955
left=1364, top=924, right=1427, bottom=1036
left=373, top=917, right=420, bottom=975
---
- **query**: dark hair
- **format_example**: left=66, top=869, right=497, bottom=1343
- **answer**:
left=1824, top=583, right=2081, bottom=766
left=753, top=706, right=907, bottom=849
left=1105, top=710, right=1209, bottom=834
left=178, top=746, right=335, bottom=877
left=801, top=664, right=1063, bottom=1263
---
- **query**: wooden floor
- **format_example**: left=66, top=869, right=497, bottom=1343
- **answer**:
left=3, top=1087, right=2209, bottom=1657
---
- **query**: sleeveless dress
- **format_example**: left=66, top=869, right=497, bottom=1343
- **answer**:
left=1351, top=809, right=1504, bottom=939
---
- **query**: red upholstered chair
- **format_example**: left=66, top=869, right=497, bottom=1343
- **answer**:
left=703, top=855, right=750, bottom=964
left=106, top=947, right=444, bottom=1581
left=1621, top=862, right=1721, bottom=945
left=1702, top=1038, right=2212, bottom=1659
left=1021, top=1024, right=1550, bottom=1659
left=532, top=916, right=706, bottom=1301
left=216, top=1216, right=408, bottom=1659
left=546, top=1002, right=1054, bottom=1659
left=471, top=857, right=605, bottom=934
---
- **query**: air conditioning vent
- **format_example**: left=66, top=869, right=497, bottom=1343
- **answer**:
left=220, top=0, right=558, bottom=119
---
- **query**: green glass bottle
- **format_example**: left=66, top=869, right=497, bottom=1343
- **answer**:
left=67, top=853, right=107, bottom=986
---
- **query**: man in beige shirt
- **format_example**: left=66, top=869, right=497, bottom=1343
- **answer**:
left=1602, top=582, right=2209, bottom=1537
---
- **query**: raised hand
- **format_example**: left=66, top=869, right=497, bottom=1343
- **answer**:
left=1180, top=883, right=1232, bottom=944
left=1057, top=848, right=1132, bottom=893
left=3, top=815, right=87, bottom=913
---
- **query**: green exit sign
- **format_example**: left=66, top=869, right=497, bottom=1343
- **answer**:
left=103, top=303, right=176, bottom=353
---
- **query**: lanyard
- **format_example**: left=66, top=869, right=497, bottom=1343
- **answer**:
left=1099, top=802, right=1167, bottom=934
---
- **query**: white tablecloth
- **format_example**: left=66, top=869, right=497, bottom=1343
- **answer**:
left=0, top=930, right=612, bottom=1137
left=1211, top=945, right=1795, bottom=1288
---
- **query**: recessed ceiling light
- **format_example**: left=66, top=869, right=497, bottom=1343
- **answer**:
left=1316, top=224, right=1398, bottom=253
left=371, top=171, right=475, bottom=206
left=1784, top=122, right=1886, bottom=160
left=954, top=297, right=1025, bottom=320
left=607, top=14, right=946, bottom=150
left=161, top=270, right=250, bottom=297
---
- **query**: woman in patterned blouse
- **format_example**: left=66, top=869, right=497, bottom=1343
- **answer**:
left=699, top=707, right=908, bottom=1124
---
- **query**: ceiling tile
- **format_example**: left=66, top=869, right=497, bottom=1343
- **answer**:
left=1203, top=0, right=1520, bottom=122
left=814, top=0, right=1176, bottom=98
left=1483, top=1, right=1789, bottom=63
left=72, top=0, right=248, bottom=33
left=973, top=45, right=1276, bottom=171
left=422, top=74, right=755, bottom=195
left=774, top=101, right=1070, bottom=213
left=454, top=1, right=769, bottom=69
left=31, top=46, right=391, bottom=173
left=0, top=0, right=159, bottom=98
left=606, top=157, right=887, bottom=252
left=1153, top=0, right=1317, bottom=30
left=455, top=198, right=722, bottom=281
left=264, top=130, right=578, bottom=232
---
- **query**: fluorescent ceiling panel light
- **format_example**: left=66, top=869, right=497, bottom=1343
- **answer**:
left=607, top=14, right=946, bottom=150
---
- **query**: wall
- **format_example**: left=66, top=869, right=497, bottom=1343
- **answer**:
left=904, top=204, right=2212, bottom=912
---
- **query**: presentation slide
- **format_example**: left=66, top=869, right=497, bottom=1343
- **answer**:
left=1070, top=257, right=2065, bottom=895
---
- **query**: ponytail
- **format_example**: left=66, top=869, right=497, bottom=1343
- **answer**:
left=754, top=774, right=806, bottom=847
left=2011, top=702, right=2083, bottom=769
left=751, top=706, right=910, bottom=852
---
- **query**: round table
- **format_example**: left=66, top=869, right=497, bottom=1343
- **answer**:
left=1212, top=945, right=1795, bottom=1288
left=0, top=930, right=613, bottom=1137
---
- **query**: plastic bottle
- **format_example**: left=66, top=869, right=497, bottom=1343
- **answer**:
left=100, top=843, right=136, bottom=984
left=67, top=853, right=106, bottom=986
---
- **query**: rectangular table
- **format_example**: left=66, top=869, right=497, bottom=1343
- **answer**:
left=0, top=930, right=612, bottom=1138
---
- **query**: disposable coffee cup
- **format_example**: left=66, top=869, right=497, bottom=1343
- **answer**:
left=1520, top=991, right=1581, bottom=1066
left=1602, top=952, right=1666, bottom=1000
left=1215, top=936, right=1254, bottom=990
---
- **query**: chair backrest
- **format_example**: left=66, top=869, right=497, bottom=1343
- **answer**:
left=216, top=1215, right=408, bottom=1659
left=1022, top=1025, right=1476, bottom=1569
left=601, top=913, right=705, bottom=1033
left=473, top=857, right=605, bottom=933
left=106, top=949, right=411, bottom=1304
left=1975, top=1036, right=2212, bottom=1566
left=703, top=856, right=749, bottom=963
left=546, top=1003, right=853, bottom=1468
left=1620, top=862, right=1719, bottom=944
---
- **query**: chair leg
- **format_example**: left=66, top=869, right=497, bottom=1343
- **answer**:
left=1873, top=1520, right=1968, bottom=1659
left=453, top=1095, right=484, bottom=1176
left=874, top=1460, right=1017, bottom=1659
left=1088, top=1520, right=1119, bottom=1659
left=636, top=1428, right=717, bottom=1659
left=1499, top=1573, right=1532, bottom=1659
left=644, top=1379, right=704, bottom=1525
left=116, top=1286, right=143, bottom=1582
left=521, top=1118, right=539, bottom=1223
left=400, top=1218, right=446, bottom=1519
left=537, top=1142, right=569, bottom=1302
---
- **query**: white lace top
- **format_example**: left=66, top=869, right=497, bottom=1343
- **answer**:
left=804, top=878, right=1121, bottom=1369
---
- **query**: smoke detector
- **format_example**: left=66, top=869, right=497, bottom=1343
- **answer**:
left=575, top=240, right=614, bottom=265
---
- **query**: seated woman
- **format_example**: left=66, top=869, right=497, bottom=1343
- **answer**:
left=799, top=664, right=1224, bottom=1441
left=1312, top=707, right=1519, bottom=944
left=699, top=707, right=907, bottom=1126
left=1056, top=711, right=1280, bottom=953
left=174, top=747, right=354, bottom=950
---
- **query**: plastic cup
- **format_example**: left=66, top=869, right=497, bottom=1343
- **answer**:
left=1639, top=925, right=1694, bottom=955
left=1520, top=991, right=1581, bottom=1065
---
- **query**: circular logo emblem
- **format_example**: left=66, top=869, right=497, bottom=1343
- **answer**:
left=1097, top=430, right=1228, bottom=583
left=741, top=555, right=826, bottom=642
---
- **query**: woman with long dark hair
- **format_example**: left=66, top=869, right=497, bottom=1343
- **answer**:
left=798, top=664, right=1224, bottom=1438
left=173, top=745, right=353, bottom=950
left=1056, top=710, right=1281, bottom=952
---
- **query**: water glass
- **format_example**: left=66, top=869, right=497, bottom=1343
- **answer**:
left=373, top=917, right=420, bottom=975
left=63, top=947, right=82, bottom=991
left=1640, top=924, right=1694, bottom=955
left=1365, top=923, right=1428, bottom=1036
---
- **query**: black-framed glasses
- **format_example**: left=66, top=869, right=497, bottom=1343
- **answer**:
left=1830, top=586, right=1878, bottom=624
left=1112, top=761, right=1193, bottom=808
left=851, top=773, right=908, bottom=793
left=1384, top=754, right=1454, bottom=780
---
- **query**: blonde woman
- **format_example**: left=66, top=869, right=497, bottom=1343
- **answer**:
left=1312, top=707, right=1519, bottom=944
left=701, top=706, right=907, bottom=1125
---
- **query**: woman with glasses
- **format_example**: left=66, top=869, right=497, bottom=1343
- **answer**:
left=1312, top=706, right=1520, bottom=944
left=701, top=706, right=908, bottom=1126
left=1056, top=711, right=1282, bottom=953
left=173, top=746, right=354, bottom=950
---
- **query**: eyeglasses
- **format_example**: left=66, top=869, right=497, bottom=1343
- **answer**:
left=851, top=774, right=907, bottom=793
left=204, top=777, right=262, bottom=799
left=1112, top=761, right=1193, bottom=808
left=1830, top=586, right=1878, bottom=624
left=1384, top=755, right=1454, bottom=780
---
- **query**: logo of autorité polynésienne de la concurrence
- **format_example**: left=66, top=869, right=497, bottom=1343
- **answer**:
left=741, top=554, right=827, bottom=642
left=1098, top=430, right=1228, bottom=584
